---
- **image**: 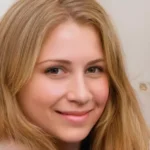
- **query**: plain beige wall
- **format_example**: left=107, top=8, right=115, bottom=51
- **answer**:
left=0, top=0, right=150, bottom=126
left=98, top=0, right=150, bottom=126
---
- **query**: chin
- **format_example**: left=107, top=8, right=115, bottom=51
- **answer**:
left=56, top=128, right=91, bottom=143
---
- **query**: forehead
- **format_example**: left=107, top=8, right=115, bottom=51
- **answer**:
left=38, top=21, right=104, bottom=62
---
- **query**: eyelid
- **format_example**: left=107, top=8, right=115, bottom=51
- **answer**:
left=43, top=63, right=105, bottom=74
left=44, top=65, right=67, bottom=74
left=86, top=65, right=104, bottom=71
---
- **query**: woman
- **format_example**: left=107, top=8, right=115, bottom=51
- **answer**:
left=0, top=0, right=149, bottom=150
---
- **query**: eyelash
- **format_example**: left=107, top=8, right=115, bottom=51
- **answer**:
left=44, top=66, right=65, bottom=74
left=44, top=66, right=104, bottom=75
left=86, top=66, right=104, bottom=73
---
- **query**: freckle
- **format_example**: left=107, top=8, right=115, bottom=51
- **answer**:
left=139, top=83, right=148, bottom=91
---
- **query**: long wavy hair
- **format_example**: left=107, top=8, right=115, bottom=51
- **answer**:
left=0, top=0, right=149, bottom=149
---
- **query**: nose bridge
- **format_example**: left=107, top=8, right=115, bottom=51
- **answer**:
left=70, top=73, right=92, bottom=102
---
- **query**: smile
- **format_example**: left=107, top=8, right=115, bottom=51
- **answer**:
left=55, top=110, right=92, bottom=124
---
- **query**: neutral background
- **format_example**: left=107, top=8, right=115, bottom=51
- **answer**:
left=0, top=0, right=150, bottom=126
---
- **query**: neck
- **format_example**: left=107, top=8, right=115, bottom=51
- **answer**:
left=58, top=141, right=81, bottom=150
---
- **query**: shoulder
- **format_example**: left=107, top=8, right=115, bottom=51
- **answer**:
left=0, top=141, right=27, bottom=150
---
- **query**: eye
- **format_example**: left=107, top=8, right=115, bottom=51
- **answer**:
left=44, top=67, right=64, bottom=75
left=86, top=66, right=104, bottom=74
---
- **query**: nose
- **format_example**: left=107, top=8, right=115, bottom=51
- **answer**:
left=67, top=75, right=93, bottom=105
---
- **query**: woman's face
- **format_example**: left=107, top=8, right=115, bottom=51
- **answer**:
left=18, top=21, right=109, bottom=143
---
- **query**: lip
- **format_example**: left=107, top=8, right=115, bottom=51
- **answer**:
left=56, top=110, right=91, bottom=116
left=55, top=110, right=92, bottom=124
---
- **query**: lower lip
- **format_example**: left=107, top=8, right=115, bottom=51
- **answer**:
left=57, top=112, right=89, bottom=124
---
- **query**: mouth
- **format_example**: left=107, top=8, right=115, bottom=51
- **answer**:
left=56, top=110, right=91, bottom=116
left=55, top=110, right=92, bottom=124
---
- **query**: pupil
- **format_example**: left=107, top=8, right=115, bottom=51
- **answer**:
left=51, top=68, right=58, bottom=73
left=89, top=67, right=95, bottom=72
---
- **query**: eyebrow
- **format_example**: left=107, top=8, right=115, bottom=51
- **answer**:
left=37, top=58, right=105, bottom=66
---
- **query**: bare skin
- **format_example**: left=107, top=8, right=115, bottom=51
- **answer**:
left=0, top=141, right=28, bottom=150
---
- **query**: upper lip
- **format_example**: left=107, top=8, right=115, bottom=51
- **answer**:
left=56, top=110, right=92, bottom=116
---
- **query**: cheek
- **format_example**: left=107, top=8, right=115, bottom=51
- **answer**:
left=91, top=78, right=109, bottom=106
left=17, top=77, right=69, bottom=125
left=18, top=77, right=68, bottom=108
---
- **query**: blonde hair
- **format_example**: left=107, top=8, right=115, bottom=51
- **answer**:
left=0, top=0, right=149, bottom=149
